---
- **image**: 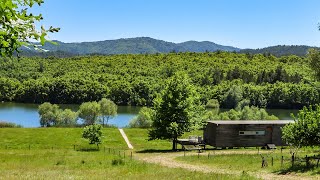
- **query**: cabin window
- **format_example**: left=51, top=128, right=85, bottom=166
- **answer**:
left=239, top=131, right=265, bottom=136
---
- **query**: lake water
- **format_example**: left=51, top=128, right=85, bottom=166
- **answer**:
left=0, top=103, right=141, bottom=128
left=0, top=102, right=299, bottom=128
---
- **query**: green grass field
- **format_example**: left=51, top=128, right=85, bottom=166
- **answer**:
left=2, top=128, right=319, bottom=179
left=176, top=148, right=320, bottom=176
left=0, top=128, right=244, bottom=179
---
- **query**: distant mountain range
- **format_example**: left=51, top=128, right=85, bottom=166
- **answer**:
left=240, top=45, right=320, bottom=57
left=20, top=37, right=319, bottom=57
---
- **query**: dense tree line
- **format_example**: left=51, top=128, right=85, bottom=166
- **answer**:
left=0, top=51, right=317, bottom=109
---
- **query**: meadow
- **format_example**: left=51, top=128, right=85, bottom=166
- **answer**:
left=1, top=127, right=320, bottom=179
left=0, top=128, right=246, bottom=179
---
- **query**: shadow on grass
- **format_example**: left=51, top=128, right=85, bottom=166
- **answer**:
left=274, top=164, right=320, bottom=175
left=136, top=149, right=183, bottom=153
left=136, top=147, right=236, bottom=153
left=76, top=148, right=100, bottom=152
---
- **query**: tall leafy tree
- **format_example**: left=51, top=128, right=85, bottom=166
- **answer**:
left=148, top=73, right=205, bottom=150
left=56, top=109, right=78, bottom=127
left=282, top=105, right=320, bottom=148
left=222, top=85, right=243, bottom=109
left=38, top=102, right=60, bottom=127
left=0, top=0, right=59, bottom=57
left=78, top=101, right=101, bottom=125
left=308, top=48, right=320, bottom=81
left=98, top=98, right=117, bottom=126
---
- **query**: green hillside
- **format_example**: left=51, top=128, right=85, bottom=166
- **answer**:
left=20, top=37, right=240, bottom=56
left=0, top=51, right=317, bottom=109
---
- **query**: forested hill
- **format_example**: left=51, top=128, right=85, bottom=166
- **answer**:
left=240, top=45, right=320, bottom=57
left=21, top=37, right=240, bottom=56
left=20, top=38, right=320, bottom=57
left=0, top=52, right=318, bottom=109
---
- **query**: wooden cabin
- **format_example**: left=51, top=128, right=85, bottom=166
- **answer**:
left=203, top=120, right=293, bottom=148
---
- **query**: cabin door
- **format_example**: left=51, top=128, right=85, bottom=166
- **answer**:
left=266, top=126, right=273, bottom=144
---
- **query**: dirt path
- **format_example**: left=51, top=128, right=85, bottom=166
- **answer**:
left=135, top=151, right=315, bottom=180
left=118, top=128, right=133, bottom=149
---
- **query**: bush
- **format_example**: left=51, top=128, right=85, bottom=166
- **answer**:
left=82, top=124, right=103, bottom=147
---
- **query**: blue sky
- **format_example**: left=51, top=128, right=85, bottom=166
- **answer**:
left=32, top=0, right=320, bottom=49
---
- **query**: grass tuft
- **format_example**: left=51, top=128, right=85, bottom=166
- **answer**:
left=111, top=158, right=125, bottom=166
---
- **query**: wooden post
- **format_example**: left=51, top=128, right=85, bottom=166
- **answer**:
left=291, top=153, right=295, bottom=167
left=271, top=157, right=274, bottom=166
left=130, top=151, right=133, bottom=160
left=281, top=156, right=283, bottom=167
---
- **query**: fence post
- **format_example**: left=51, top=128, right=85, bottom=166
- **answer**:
left=281, top=156, right=283, bottom=167
left=291, top=153, right=295, bottom=168
left=271, top=157, right=274, bottom=166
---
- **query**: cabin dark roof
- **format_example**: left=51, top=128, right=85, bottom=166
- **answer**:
left=207, top=120, right=294, bottom=125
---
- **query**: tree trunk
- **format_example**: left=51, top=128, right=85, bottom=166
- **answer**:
left=172, top=138, right=177, bottom=151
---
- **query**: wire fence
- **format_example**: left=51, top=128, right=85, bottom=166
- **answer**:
left=0, top=144, right=134, bottom=161
left=179, top=147, right=320, bottom=170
